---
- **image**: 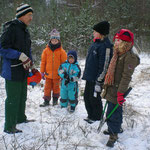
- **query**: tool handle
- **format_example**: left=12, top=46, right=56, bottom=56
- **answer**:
left=106, top=87, right=132, bottom=120
left=124, top=87, right=132, bottom=98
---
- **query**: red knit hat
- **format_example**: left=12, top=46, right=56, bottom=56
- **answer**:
left=113, top=29, right=134, bottom=45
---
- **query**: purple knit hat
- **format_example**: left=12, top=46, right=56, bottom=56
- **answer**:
left=50, top=29, right=60, bottom=40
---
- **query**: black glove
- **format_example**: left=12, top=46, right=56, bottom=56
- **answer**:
left=65, top=77, right=70, bottom=85
left=64, top=71, right=69, bottom=79
left=64, top=71, right=70, bottom=85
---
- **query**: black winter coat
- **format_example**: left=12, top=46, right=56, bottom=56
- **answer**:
left=82, top=37, right=113, bottom=82
left=0, top=19, right=32, bottom=81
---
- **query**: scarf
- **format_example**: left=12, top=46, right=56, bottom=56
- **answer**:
left=104, top=41, right=132, bottom=85
left=48, top=42, right=61, bottom=51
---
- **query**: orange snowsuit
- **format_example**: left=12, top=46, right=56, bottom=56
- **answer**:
left=40, top=45, right=67, bottom=100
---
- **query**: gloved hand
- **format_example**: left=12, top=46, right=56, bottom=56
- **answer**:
left=64, top=74, right=70, bottom=85
left=94, top=81, right=102, bottom=93
left=41, top=72, right=45, bottom=80
left=63, top=71, right=70, bottom=85
left=64, top=71, right=69, bottom=79
left=65, top=78, right=70, bottom=85
left=31, top=68, right=38, bottom=75
left=117, top=92, right=126, bottom=106
left=19, top=53, right=32, bottom=70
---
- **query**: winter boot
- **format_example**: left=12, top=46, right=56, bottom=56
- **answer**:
left=17, top=119, right=36, bottom=124
left=103, top=128, right=123, bottom=135
left=24, top=119, right=36, bottom=123
left=84, top=117, right=96, bottom=124
left=4, top=127, right=22, bottom=134
left=106, top=134, right=118, bottom=147
left=52, top=97, right=58, bottom=106
left=69, top=106, right=75, bottom=113
left=39, top=100, right=50, bottom=107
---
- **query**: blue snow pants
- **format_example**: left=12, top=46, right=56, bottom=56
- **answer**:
left=106, top=101, right=123, bottom=134
left=60, top=82, right=78, bottom=107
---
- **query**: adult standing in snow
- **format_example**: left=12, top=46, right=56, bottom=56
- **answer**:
left=40, top=29, right=67, bottom=107
left=0, top=3, right=35, bottom=134
left=82, top=21, right=113, bottom=124
left=103, top=29, right=140, bottom=147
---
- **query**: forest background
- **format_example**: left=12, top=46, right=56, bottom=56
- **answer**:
left=0, top=0, right=150, bottom=65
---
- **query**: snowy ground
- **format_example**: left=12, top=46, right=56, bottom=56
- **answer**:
left=0, top=53, right=150, bottom=150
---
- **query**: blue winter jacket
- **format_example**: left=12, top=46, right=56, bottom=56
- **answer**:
left=82, top=37, right=113, bottom=82
left=58, top=60, right=81, bottom=90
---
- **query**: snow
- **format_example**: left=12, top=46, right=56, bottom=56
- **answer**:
left=0, top=53, right=150, bottom=150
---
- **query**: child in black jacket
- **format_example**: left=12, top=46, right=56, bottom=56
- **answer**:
left=82, top=21, right=113, bottom=124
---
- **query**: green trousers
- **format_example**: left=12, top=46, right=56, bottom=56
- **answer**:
left=4, top=79, right=27, bottom=131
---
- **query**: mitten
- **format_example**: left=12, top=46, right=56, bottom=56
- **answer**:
left=19, top=53, right=32, bottom=70
left=41, top=72, right=45, bottom=80
left=94, top=81, right=103, bottom=97
left=94, top=81, right=102, bottom=93
left=65, top=77, right=70, bottom=85
left=64, top=71, right=68, bottom=79
left=117, top=92, right=126, bottom=106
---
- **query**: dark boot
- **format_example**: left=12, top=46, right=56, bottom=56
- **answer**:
left=4, top=127, right=22, bottom=134
left=17, top=119, right=35, bottom=124
left=39, top=100, right=50, bottom=107
left=106, top=134, right=118, bottom=147
left=24, top=119, right=36, bottom=123
left=103, top=128, right=123, bottom=135
left=69, top=106, right=75, bottom=113
left=83, top=117, right=96, bottom=124
left=53, top=97, right=58, bottom=106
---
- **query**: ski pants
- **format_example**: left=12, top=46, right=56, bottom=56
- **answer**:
left=106, top=101, right=123, bottom=134
left=43, top=78, right=60, bottom=101
left=83, top=81, right=103, bottom=120
left=60, top=82, right=78, bottom=107
left=4, top=79, right=27, bottom=131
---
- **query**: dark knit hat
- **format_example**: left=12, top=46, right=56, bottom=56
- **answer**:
left=67, top=50, right=77, bottom=63
left=93, top=21, right=110, bottom=35
left=16, top=3, right=33, bottom=18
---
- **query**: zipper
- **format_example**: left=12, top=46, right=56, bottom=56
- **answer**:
left=66, top=63, right=71, bottom=87
left=52, top=52, right=54, bottom=79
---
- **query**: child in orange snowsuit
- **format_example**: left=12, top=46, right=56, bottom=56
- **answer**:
left=40, top=29, right=67, bottom=107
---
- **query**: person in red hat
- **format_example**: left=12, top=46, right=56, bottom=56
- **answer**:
left=102, top=29, right=140, bottom=147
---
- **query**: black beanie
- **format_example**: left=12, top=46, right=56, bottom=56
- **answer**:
left=16, top=3, right=33, bottom=18
left=93, top=21, right=110, bottom=35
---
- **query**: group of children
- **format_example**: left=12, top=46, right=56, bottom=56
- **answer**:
left=38, top=21, right=140, bottom=147
left=39, top=28, right=81, bottom=113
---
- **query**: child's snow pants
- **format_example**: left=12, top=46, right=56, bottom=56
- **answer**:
left=43, top=78, right=60, bottom=101
left=60, top=82, right=78, bottom=107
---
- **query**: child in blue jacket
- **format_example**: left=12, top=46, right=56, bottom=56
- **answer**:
left=58, top=50, right=81, bottom=112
